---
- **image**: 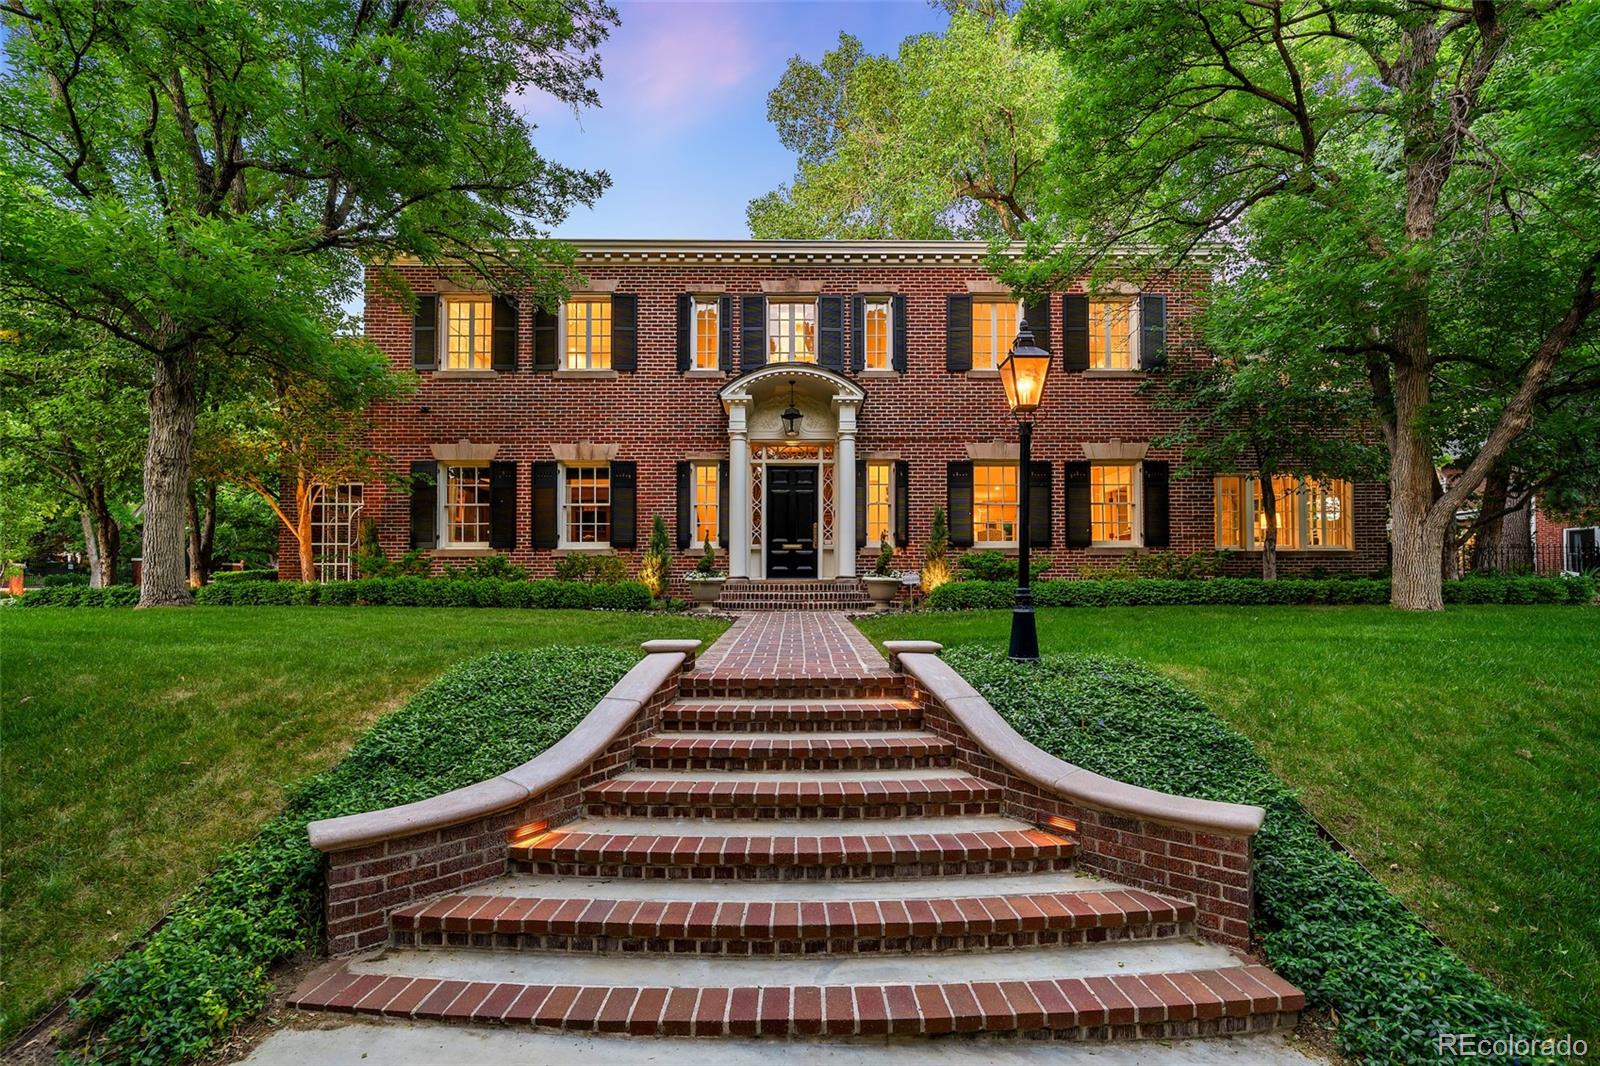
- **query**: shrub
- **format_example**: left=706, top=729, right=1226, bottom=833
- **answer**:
left=443, top=555, right=528, bottom=581
left=690, top=537, right=721, bottom=578
left=194, top=578, right=653, bottom=611
left=926, top=575, right=1592, bottom=610
left=872, top=532, right=896, bottom=577
left=209, top=569, right=280, bottom=583
left=37, top=572, right=92, bottom=587
left=70, top=647, right=635, bottom=1066
left=956, top=549, right=1052, bottom=582
left=16, top=585, right=140, bottom=608
left=552, top=553, right=630, bottom=584
left=947, top=647, right=1543, bottom=1065
left=921, top=506, right=952, bottom=593
left=1075, top=549, right=1231, bottom=581
left=639, top=516, right=671, bottom=598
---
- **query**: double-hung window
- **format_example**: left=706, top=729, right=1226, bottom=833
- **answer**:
left=1090, top=464, right=1139, bottom=545
left=863, top=297, right=892, bottom=371
left=973, top=462, right=1019, bottom=546
left=443, top=464, right=491, bottom=547
left=1088, top=298, right=1136, bottom=370
left=866, top=461, right=894, bottom=545
left=1255, top=474, right=1302, bottom=550
left=692, top=461, right=720, bottom=547
left=692, top=298, right=721, bottom=370
left=767, top=300, right=817, bottom=363
left=560, top=464, right=611, bottom=547
left=444, top=296, right=493, bottom=370
left=972, top=299, right=1019, bottom=371
left=1214, top=475, right=1353, bottom=550
left=565, top=297, right=613, bottom=370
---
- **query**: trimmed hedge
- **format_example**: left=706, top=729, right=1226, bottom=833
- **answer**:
left=949, top=647, right=1543, bottom=1065
left=927, top=574, right=1595, bottom=610
left=15, top=585, right=140, bottom=608
left=196, top=578, right=654, bottom=610
left=69, top=647, right=636, bottom=1066
left=209, top=569, right=280, bottom=583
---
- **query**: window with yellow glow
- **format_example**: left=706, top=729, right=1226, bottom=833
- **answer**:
left=972, top=299, right=1019, bottom=371
left=1306, top=480, right=1353, bottom=549
left=693, top=462, right=719, bottom=546
left=693, top=299, right=720, bottom=370
left=445, top=297, right=493, bottom=370
left=864, top=298, right=891, bottom=370
left=767, top=300, right=817, bottom=363
left=1088, top=298, right=1135, bottom=370
left=1254, top=474, right=1301, bottom=550
left=564, top=297, right=612, bottom=370
left=973, top=463, right=1019, bottom=545
left=867, top=461, right=893, bottom=545
left=561, top=464, right=611, bottom=546
left=1213, top=476, right=1355, bottom=550
left=1214, top=475, right=1244, bottom=549
left=1091, top=464, right=1138, bottom=544
left=444, top=464, right=490, bottom=547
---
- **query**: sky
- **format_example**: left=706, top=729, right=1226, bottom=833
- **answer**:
left=524, top=0, right=947, bottom=239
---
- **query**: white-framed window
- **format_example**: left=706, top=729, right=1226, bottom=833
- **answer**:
left=972, top=298, right=1020, bottom=371
left=863, top=297, right=892, bottom=371
left=1091, top=463, right=1140, bottom=545
left=1089, top=297, right=1137, bottom=370
left=311, top=483, right=363, bottom=582
left=560, top=463, right=611, bottom=547
left=1214, top=475, right=1353, bottom=550
left=564, top=296, right=613, bottom=370
left=767, top=299, right=817, bottom=364
left=692, top=461, right=719, bottom=547
left=442, top=464, right=491, bottom=547
left=973, top=462, right=1019, bottom=546
left=692, top=298, right=721, bottom=371
left=866, top=461, right=894, bottom=545
left=444, top=295, right=494, bottom=370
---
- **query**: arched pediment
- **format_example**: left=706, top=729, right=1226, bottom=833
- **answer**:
left=718, top=363, right=867, bottom=410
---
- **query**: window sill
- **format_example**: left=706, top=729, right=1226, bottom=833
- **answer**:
left=552, top=546, right=616, bottom=556
left=553, top=369, right=619, bottom=379
left=432, top=547, right=498, bottom=558
left=973, top=544, right=1020, bottom=554
left=965, top=369, right=1001, bottom=378
left=431, top=369, right=500, bottom=380
left=1225, top=547, right=1355, bottom=554
left=684, top=369, right=727, bottom=379
left=1080, top=369, right=1144, bottom=379
left=1087, top=545, right=1143, bottom=554
left=858, top=369, right=899, bottom=377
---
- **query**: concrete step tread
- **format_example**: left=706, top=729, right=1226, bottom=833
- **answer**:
left=586, top=772, right=1001, bottom=805
left=436, top=870, right=1124, bottom=903
left=529, top=814, right=1050, bottom=838
left=509, top=827, right=1074, bottom=867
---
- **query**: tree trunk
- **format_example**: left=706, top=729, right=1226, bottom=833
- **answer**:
left=139, top=354, right=200, bottom=607
left=1502, top=487, right=1533, bottom=570
left=1471, top=470, right=1509, bottom=572
left=1388, top=330, right=1447, bottom=609
left=295, top=474, right=318, bottom=582
left=1259, top=475, right=1278, bottom=581
left=91, top=482, right=120, bottom=586
left=188, top=481, right=217, bottom=587
left=80, top=509, right=103, bottom=589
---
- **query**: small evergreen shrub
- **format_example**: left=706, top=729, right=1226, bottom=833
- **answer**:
left=956, top=549, right=1052, bottom=582
left=926, top=575, right=1594, bottom=610
left=16, top=585, right=140, bottom=608
left=639, top=516, right=672, bottom=599
left=209, top=569, right=280, bottom=583
left=921, top=506, right=952, bottom=593
left=194, top=578, right=653, bottom=610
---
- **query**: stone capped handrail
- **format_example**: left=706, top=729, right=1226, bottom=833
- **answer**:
left=885, top=642, right=1263, bottom=836
left=308, top=640, right=701, bottom=854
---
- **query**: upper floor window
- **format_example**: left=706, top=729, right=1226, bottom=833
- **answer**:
left=693, top=298, right=721, bottom=371
left=1215, top=475, right=1353, bottom=550
left=565, top=297, right=612, bottom=370
left=692, top=461, right=719, bottom=547
left=866, top=461, right=894, bottom=545
left=768, top=300, right=817, bottom=364
left=443, top=464, right=491, bottom=547
left=972, top=298, right=1020, bottom=372
left=1089, top=297, right=1136, bottom=370
left=1091, top=463, right=1139, bottom=545
left=973, top=462, right=1019, bottom=546
left=863, top=298, right=892, bottom=371
left=561, top=463, right=612, bottom=547
left=445, top=296, right=493, bottom=370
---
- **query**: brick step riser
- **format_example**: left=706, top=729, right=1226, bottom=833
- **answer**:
left=632, top=755, right=954, bottom=772
left=658, top=717, right=923, bottom=733
left=582, top=801, right=1005, bottom=819
left=680, top=680, right=906, bottom=701
left=715, top=602, right=876, bottom=612
left=510, top=857, right=1079, bottom=881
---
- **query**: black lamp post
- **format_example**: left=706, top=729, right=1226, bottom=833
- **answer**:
left=997, top=317, right=1052, bottom=662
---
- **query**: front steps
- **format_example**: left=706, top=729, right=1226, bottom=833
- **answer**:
left=291, top=675, right=1303, bottom=1046
left=714, top=578, right=875, bottom=612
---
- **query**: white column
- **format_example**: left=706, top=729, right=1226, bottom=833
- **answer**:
left=836, top=401, right=859, bottom=578
left=727, top=401, right=750, bottom=579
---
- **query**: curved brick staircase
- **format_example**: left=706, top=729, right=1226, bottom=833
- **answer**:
left=289, top=618, right=1302, bottom=1046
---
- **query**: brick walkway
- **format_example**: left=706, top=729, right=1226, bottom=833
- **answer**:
left=695, top=612, right=893, bottom=681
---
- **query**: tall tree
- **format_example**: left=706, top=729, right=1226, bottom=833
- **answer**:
left=749, top=9, right=1061, bottom=239
left=1, top=0, right=614, bottom=605
left=1017, top=0, right=1600, bottom=609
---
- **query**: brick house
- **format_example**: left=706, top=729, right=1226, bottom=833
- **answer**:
left=295, top=240, right=1386, bottom=592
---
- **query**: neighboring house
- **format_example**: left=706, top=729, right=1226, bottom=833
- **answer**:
left=1535, top=505, right=1600, bottom=575
left=290, top=240, right=1386, bottom=588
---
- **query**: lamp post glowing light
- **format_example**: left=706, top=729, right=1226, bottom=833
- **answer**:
left=998, top=317, right=1051, bottom=662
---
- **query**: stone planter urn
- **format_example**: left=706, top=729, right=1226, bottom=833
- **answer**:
left=686, top=575, right=725, bottom=607
left=863, top=575, right=901, bottom=607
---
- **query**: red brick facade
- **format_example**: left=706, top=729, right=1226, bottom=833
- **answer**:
left=295, top=240, right=1386, bottom=586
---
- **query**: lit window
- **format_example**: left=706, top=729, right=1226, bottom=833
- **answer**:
left=1254, top=474, right=1301, bottom=550
left=565, top=297, right=613, bottom=370
left=1089, top=298, right=1135, bottom=370
left=1214, top=475, right=1244, bottom=550
left=693, top=298, right=720, bottom=370
left=311, top=483, right=363, bottom=582
left=1091, top=464, right=1138, bottom=544
left=1213, top=476, right=1355, bottom=551
left=972, top=299, right=1019, bottom=371
left=973, top=463, right=1019, bottom=546
left=867, top=462, right=893, bottom=545
left=693, top=462, right=719, bottom=546
left=561, top=465, right=611, bottom=546
left=445, top=297, right=493, bottom=370
left=444, top=465, right=491, bottom=547
left=768, top=300, right=817, bottom=363
left=1307, top=480, right=1352, bottom=549
left=864, top=298, right=892, bottom=371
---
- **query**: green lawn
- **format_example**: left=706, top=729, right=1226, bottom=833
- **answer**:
left=857, top=606, right=1600, bottom=1038
left=0, top=607, right=727, bottom=1041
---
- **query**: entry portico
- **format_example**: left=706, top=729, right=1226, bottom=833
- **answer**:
left=719, top=364, right=867, bottom=581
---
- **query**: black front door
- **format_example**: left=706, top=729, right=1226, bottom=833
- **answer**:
left=766, top=466, right=819, bottom=578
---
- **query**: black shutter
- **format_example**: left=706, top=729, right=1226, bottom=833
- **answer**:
left=1143, top=460, right=1171, bottom=548
left=892, top=294, right=908, bottom=372
left=1024, top=295, right=1052, bottom=354
left=675, top=294, right=692, bottom=372
left=894, top=460, right=910, bottom=547
left=947, top=461, right=974, bottom=547
left=675, top=461, right=692, bottom=550
left=855, top=458, right=868, bottom=549
left=611, top=294, right=637, bottom=372
left=1140, top=294, right=1167, bottom=371
left=531, top=461, right=558, bottom=548
left=818, top=295, right=844, bottom=372
left=1029, top=461, right=1053, bottom=548
left=1063, top=295, right=1089, bottom=371
left=491, top=295, right=518, bottom=371
left=718, top=296, right=733, bottom=372
left=609, top=461, right=637, bottom=548
left=1065, top=461, right=1091, bottom=548
left=718, top=459, right=729, bottom=547
left=532, top=306, right=559, bottom=371
left=409, top=460, right=437, bottom=548
left=850, top=294, right=866, bottom=373
left=946, top=295, right=972, bottom=372
left=740, top=295, right=767, bottom=372
left=412, top=295, right=438, bottom=370
left=489, top=460, right=517, bottom=549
